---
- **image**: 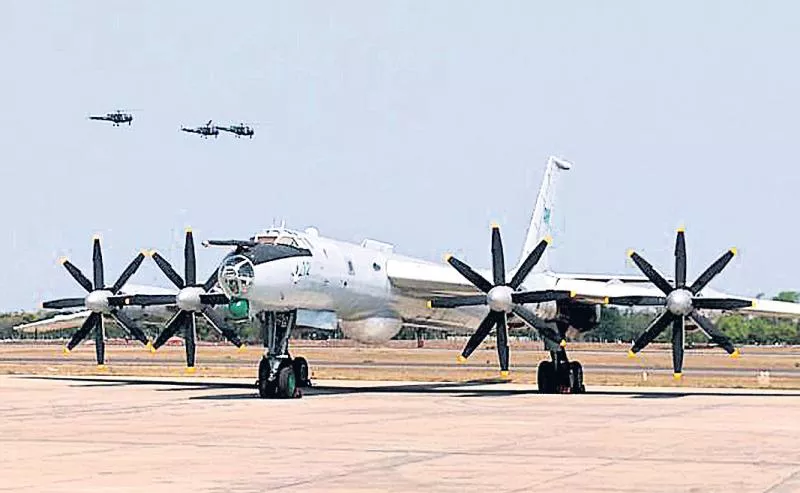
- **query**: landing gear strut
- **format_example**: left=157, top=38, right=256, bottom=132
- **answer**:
left=255, top=310, right=311, bottom=399
left=537, top=325, right=585, bottom=394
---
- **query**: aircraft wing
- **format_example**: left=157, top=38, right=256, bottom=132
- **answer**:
left=14, top=311, right=91, bottom=334
left=551, top=274, right=800, bottom=318
left=386, top=256, right=479, bottom=298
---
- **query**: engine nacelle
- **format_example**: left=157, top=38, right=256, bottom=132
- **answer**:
left=557, top=300, right=600, bottom=332
left=339, top=317, right=403, bottom=344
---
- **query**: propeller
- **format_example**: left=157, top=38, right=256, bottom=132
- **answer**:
left=606, top=228, right=752, bottom=379
left=111, top=228, right=243, bottom=370
left=41, top=235, right=150, bottom=366
left=427, top=224, right=575, bottom=376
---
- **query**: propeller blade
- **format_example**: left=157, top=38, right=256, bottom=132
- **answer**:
left=111, top=294, right=176, bottom=307
left=509, top=237, right=550, bottom=289
left=496, top=312, right=509, bottom=373
left=94, top=316, right=105, bottom=365
left=689, top=248, right=737, bottom=294
left=66, top=312, right=100, bottom=350
left=92, top=236, right=104, bottom=289
left=606, top=296, right=666, bottom=306
left=62, top=259, right=93, bottom=292
left=692, top=298, right=754, bottom=310
left=675, top=229, right=687, bottom=288
left=491, top=225, right=506, bottom=286
left=460, top=312, right=500, bottom=360
left=201, top=307, right=242, bottom=347
left=631, top=311, right=675, bottom=353
left=428, top=295, right=486, bottom=309
left=511, top=290, right=574, bottom=305
left=152, top=310, right=188, bottom=349
left=671, top=316, right=684, bottom=377
left=447, top=256, right=493, bottom=293
left=510, top=305, right=562, bottom=345
left=629, top=252, right=674, bottom=295
left=185, top=229, right=196, bottom=285
left=202, top=268, right=219, bottom=292
left=111, top=252, right=146, bottom=293
left=199, top=293, right=229, bottom=305
left=689, top=310, right=737, bottom=354
left=109, top=309, right=148, bottom=345
left=42, top=297, right=85, bottom=309
left=151, top=251, right=185, bottom=289
left=184, top=313, right=197, bottom=368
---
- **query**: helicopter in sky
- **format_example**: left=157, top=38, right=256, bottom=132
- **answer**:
left=181, top=120, right=219, bottom=138
left=218, top=122, right=256, bottom=139
left=88, top=110, right=134, bottom=126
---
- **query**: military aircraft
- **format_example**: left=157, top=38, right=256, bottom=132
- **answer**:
left=218, top=122, right=255, bottom=139
left=88, top=110, right=134, bottom=126
left=37, top=156, right=800, bottom=398
left=181, top=120, right=219, bottom=138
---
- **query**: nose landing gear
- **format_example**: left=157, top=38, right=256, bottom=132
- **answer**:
left=255, top=310, right=312, bottom=399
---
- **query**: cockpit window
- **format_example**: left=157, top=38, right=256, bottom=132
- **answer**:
left=252, top=228, right=311, bottom=250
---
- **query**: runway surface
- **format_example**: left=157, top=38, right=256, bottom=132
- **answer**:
left=2, top=375, right=800, bottom=492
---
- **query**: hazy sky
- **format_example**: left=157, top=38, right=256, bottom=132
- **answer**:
left=2, top=1, right=799, bottom=311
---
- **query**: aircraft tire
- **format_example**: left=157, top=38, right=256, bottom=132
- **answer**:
left=276, top=366, right=297, bottom=399
left=537, top=360, right=556, bottom=394
left=570, top=361, right=585, bottom=393
left=257, top=357, right=276, bottom=399
left=292, top=357, right=310, bottom=387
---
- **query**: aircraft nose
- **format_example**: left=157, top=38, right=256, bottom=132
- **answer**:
left=218, top=255, right=255, bottom=298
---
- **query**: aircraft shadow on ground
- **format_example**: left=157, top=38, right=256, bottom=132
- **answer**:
left=18, top=375, right=800, bottom=400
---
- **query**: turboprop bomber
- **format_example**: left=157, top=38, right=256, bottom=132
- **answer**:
left=37, top=156, right=800, bottom=398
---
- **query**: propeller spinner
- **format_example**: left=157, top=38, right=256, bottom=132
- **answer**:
left=606, top=228, right=752, bottom=378
left=427, top=224, right=574, bottom=376
left=42, top=235, right=151, bottom=366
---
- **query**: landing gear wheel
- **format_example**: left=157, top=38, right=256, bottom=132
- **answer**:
left=569, top=361, right=585, bottom=394
left=537, top=360, right=556, bottom=394
left=276, top=366, right=297, bottom=399
left=292, top=356, right=310, bottom=387
left=257, top=357, right=275, bottom=399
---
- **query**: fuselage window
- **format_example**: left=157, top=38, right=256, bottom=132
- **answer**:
left=372, top=262, right=381, bottom=272
left=347, top=260, right=355, bottom=276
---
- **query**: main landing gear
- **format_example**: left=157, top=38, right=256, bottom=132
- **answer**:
left=536, top=325, right=585, bottom=394
left=255, top=310, right=311, bottom=399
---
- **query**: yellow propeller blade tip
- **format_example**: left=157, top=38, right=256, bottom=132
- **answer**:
left=730, top=349, right=741, bottom=358
left=237, top=344, right=247, bottom=352
left=185, top=367, right=196, bottom=374
left=97, top=364, right=107, bottom=371
left=729, top=247, right=738, bottom=256
left=500, top=370, right=509, bottom=378
left=140, top=249, right=151, bottom=257
left=673, top=373, right=683, bottom=380
left=560, top=339, right=567, bottom=348
left=570, top=291, right=577, bottom=298
left=603, top=297, right=610, bottom=305
left=185, top=226, right=192, bottom=233
left=490, top=222, right=500, bottom=230
left=62, top=347, right=70, bottom=355
left=627, top=349, right=637, bottom=359
left=443, top=253, right=453, bottom=262
left=750, top=300, right=757, bottom=308
left=426, top=300, right=433, bottom=309
left=676, top=226, right=685, bottom=233
left=58, top=256, right=69, bottom=265
left=92, top=233, right=101, bottom=241
left=626, top=249, right=635, bottom=258
left=456, top=355, right=467, bottom=363
left=543, top=235, right=553, bottom=245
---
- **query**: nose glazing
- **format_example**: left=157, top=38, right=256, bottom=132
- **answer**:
left=218, top=255, right=255, bottom=298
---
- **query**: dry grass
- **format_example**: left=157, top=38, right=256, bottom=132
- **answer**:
left=2, top=341, right=799, bottom=389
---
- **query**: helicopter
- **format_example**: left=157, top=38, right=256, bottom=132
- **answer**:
left=181, top=120, right=219, bottom=138
left=218, top=122, right=255, bottom=138
left=88, top=110, right=134, bottom=126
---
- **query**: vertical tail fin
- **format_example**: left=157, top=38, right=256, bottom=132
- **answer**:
left=516, top=156, right=572, bottom=273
